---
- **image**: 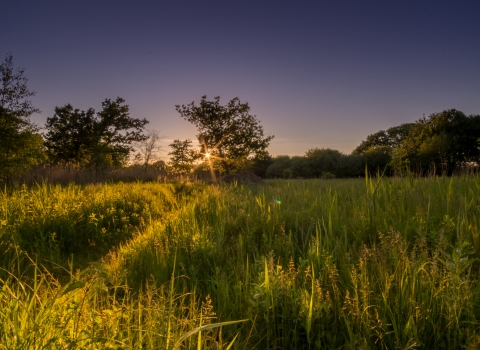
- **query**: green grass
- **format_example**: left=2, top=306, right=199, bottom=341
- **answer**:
left=2, top=176, right=480, bottom=348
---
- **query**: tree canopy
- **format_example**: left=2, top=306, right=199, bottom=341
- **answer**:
left=352, top=109, right=480, bottom=176
left=393, top=109, right=480, bottom=174
left=44, top=98, right=148, bottom=169
left=0, top=53, right=40, bottom=119
left=0, top=54, right=44, bottom=181
left=353, top=123, right=414, bottom=154
left=0, top=107, right=45, bottom=180
left=168, top=139, right=199, bottom=174
left=176, top=96, right=273, bottom=174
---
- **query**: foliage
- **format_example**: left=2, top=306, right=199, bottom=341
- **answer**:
left=354, top=110, right=480, bottom=175
left=44, top=97, right=149, bottom=170
left=362, top=145, right=392, bottom=174
left=176, top=96, right=273, bottom=174
left=168, top=139, right=199, bottom=174
left=0, top=53, right=40, bottom=119
left=247, top=152, right=273, bottom=178
left=0, top=107, right=45, bottom=181
left=265, top=151, right=362, bottom=179
left=0, top=54, right=44, bottom=180
left=336, top=152, right=362, bottom=177
left=394, top=109, right=480, bottom=175
left=305, top=148, right=344, bottom=177
left=291, top=155, right=314, bottom=178
left=265, top=155, right=292, bottom=178
left=353, top=123, right=414, bottom=154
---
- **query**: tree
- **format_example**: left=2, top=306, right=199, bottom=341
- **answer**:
left=361, top=146, right=392, bottom=175
left=248, top=152, right=273, bottom=178
left=353, top=123, right=414, bottom=154
left=175, top=96, right=274, bottom=174
left=0, top=54, right=44, bottom=180
left=305, top=148, right=343, bottom=177
left=265, top=155, right=291, bottom=178
left=44, top=104, right=96, bottom=166
left=133, top=129, right=163, bottom=168
left=394, top=109, right=480, bottom=175
left=168, top=139, right=199, bottom=174
left=290, top=156, right=313, bottom=178
left=0, top=53, right=40, bottom=119
left=336, top=153, right=363, bottom=177
left=0, top=107, right=45, bottom=181
left=44, top=98, right=149, bottom=170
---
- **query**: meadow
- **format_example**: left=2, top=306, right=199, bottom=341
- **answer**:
left=1, top=175, right=480, bottom=349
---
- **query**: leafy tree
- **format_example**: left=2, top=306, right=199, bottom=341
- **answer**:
left=44, top=98, right=148, bottom=170
left=305, top=148, right=343, bottom=177
left=176, top=96, right=274, bottom=174
left=0, top=54, right=44, bottom=180
left=44, top=104, right=96, bottom=166
left=336, top=153, right=362, bottom=177
left=0, top=107, right=45, bottom=181
left=151, top=160, right=166, bottom=172
left=361, top=146, right=392, bottom=175
left=0, top=53, right=40, bottom=119
left=394, top=109, right=480, bottom=175
left=353, top=123, right=414, bottom=154
left=265, top=155, right=291, bottom=178
left=248, top=152, right=273, bottom=178
left=289, top=156, right=312, bottom=178
left=168, top=139, right=199, bottom=174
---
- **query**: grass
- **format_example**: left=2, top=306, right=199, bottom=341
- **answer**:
left=1, top=175, right=480, bottom=348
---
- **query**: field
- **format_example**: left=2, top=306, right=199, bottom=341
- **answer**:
left=1, top=176, right=480, bottom=349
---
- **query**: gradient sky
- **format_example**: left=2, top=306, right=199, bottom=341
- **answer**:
left=2, top=0, right=480, bottom=160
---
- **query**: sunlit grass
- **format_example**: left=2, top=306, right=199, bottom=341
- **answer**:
left=2, top=176, right=480, bottom=348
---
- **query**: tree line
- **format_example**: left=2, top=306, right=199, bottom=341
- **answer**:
left=1, top=53, right=479, bottom=183
left=0, top=54, right=274, bottom=182
left=257, top=109, right=480, bottom=179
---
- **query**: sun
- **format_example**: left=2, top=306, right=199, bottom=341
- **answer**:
left=205, top=152, right=211, bottom=158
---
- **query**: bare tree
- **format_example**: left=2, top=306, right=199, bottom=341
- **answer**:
left=134, top=129, right=163, bottom=168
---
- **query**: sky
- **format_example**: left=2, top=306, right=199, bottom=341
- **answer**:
left=2, top=0, right=480, bottom=160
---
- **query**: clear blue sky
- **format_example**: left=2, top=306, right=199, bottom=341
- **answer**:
left=3, top=0, right=480, bottom=160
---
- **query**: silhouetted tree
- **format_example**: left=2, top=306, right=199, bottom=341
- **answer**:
left=248, top=152, right=273, bottom=178
left=0, top=54, right=44, bottom=180
left=265, top=155, right=291, bottom=178
left=0, top=53, right=40, bottom=119
left=336, top=153, right=363, bottom=177
left=0, top=107, right=45, bottom=181
left=176, top=96, right=273, bottom=174
left=305, top=148, right=343, bottom=177
left=353, top=123, right=414, bottom=154
left=168, top=139, right=199, bottom=174
left=361, top=146, right=392, bottom=175
left=45, top=98, right=148, bottom=170
left=134, top=129, right=163, bottom=169
left=394, top=109, right=480, bottom=175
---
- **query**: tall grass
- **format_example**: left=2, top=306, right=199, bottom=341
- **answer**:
left=0, top=251, right=240, bottom=349
left=2, top=176, right=480, bottom=348
left=107, top=176, right=480, bottom=348
left=0, top=181, right=180, bottom=278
